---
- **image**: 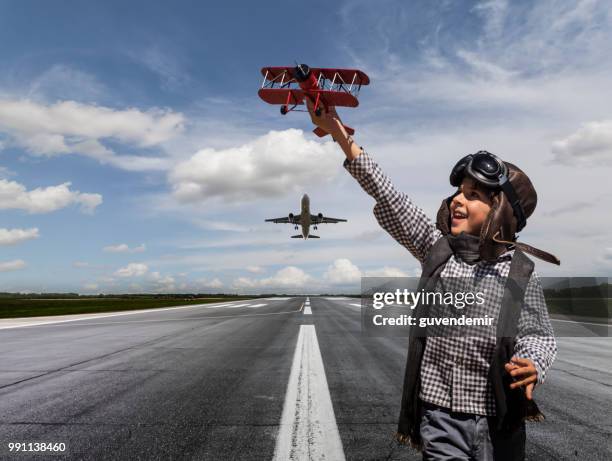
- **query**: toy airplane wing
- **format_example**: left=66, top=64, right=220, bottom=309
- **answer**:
left=257, top=89, right=358, bottom=108
left=259, top=67, right=370, bottom=86
left=312, top=68, right=370, bottom=86
left=257, top=88, right=306, bottom=106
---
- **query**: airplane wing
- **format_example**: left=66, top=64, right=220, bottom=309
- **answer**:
left=265, top=214, right=301, bottom=224
left=259, top=67, right=370, bottom=86
left=313, top=68, right=370, bottom=86
left=258, top=89, right=358, bottom=108
left=310, top=214, right=347, bottom=224
left=258, top=88, right=305, bottom=105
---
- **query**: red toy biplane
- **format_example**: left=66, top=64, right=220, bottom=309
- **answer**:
left=258, top=64, right=370, bottom=137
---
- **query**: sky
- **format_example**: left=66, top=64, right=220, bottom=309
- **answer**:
left=0, top=0, right=610, bottom=294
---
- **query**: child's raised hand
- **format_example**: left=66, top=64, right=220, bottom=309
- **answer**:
left=305, top=98, right=344, bottom=138
left=505, top=356, right=538, bottom=400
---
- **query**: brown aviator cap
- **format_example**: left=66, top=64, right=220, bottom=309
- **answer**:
left=435, top=152, right=560, bottom=265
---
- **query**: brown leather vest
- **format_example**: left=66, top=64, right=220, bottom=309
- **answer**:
left=395, top=236, right=543, bottom=450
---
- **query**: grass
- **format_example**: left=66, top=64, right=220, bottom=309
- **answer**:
left=545, top=297, right=611, bottom=319
left=0, top=296, right=255, bottom=319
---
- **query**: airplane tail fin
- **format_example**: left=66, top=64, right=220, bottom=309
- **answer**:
left=313, top=124, right=355, bottom=138
left=291, top=234, right=304, bottom=239
left=307, top=234, right=320, bottom=239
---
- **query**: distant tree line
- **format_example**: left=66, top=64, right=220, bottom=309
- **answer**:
left=543, top=283, right=610, bottom=299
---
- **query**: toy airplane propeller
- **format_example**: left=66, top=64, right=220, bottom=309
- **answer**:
left=258, top=63, right=370, bottom=137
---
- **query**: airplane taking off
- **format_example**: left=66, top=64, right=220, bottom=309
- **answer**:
left=265, top=194, right=347, bottom=239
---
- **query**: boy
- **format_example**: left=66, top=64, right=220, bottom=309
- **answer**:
left=306, top=100, right=559, bottom=461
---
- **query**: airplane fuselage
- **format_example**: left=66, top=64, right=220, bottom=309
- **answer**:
left=300, top=194, right=310, bottom=238
left=265, top=193, right=345, bottom=238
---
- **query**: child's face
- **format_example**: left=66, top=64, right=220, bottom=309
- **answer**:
left=450, top=178, right=494, bottom=236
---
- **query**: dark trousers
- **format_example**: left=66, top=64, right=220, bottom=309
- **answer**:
left=420, top=401, right=526, bottom=461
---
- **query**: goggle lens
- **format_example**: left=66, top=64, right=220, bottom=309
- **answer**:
left=472, top=153, right=502, bottom=179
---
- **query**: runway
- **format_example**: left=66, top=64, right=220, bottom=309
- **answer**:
left=0, top=297, right=610, bottom=460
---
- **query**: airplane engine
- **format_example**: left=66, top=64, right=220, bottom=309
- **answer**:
left=317, top=213, right=323, bottom=219
left=294, top=64, right=322, bottom=115
left=288, top=213, right=294, bottom=220
left=294, top=64, right=317, bottom=87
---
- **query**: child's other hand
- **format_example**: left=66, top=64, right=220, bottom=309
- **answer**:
left=505, top=356, right=538, bottom=400
left=305, top=98, right=344, bottom=138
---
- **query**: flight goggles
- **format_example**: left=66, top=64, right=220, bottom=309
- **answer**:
left=450, top=151, right=527, bottom=232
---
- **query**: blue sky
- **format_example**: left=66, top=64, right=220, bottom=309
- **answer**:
left=0, top=0, right=610, bottom=294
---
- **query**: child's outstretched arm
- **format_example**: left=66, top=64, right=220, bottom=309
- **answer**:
left=306, top=100, right=442, bottom=265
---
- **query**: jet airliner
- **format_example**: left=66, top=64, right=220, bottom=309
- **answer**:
left=265, top=194, right=347, bottom=239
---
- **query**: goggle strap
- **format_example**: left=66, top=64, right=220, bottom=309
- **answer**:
left=498, top=175, right=527, bottom=231
left=492, top=232, right=561, bottom=265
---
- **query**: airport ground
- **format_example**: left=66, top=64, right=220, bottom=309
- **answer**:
left=0, top=297, right=610, bottom=460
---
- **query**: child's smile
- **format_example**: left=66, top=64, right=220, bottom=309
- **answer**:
left=450, top=178, right=494, bottom=236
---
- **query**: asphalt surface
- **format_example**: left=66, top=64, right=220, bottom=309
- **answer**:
left=0, top=297, right=610, bottom=460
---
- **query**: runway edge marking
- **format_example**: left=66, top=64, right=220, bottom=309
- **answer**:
left=0, top=299, right=258, bottom=330
left=273, top=325, right=345, bottom=461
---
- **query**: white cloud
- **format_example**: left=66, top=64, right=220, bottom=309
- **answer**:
left=114, top=263, right=148, bottom=277
left=27, top=65, right=107, bottom=102
left=0, top=259, right=26, bottom=272
left=83, top=283, right=99, bottom=291
left=232, top=276, right=258, bottom=289
left=365, top=266, right=411, bottom=277
left=152, top=273, right=176, bottom=291
left=0, top=179, right=102, bottom=214
left=261, top=266, right=312, bottom=287
left=324, top=258, right=362, bottom=285
left=197, top=277, right=223, bottom=289
left=0, top=227, right=39, bottom=246
left=324, top=259, right=413, bottom=284
left=472, top=0, right=509, bottom=39
left=169, top=129, right=339, bottom=203
left=193, top=219, right=253, bottom=232
left=551, top=120, right=612, bottom=165
left=339, top=0, right=612, bottom=124
left=246, top=265, right=265, bottom=273
left=129, top=46, right=191, bottom=91
left=103, top=243, right=146, bottom=253
left=232, top=266, right=312, bottom=290
left=0, top=99, right=184, bottom=171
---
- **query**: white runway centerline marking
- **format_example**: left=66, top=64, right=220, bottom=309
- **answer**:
left=349, top=303, right=361, bottom=308
left=247, top=303, right=267, bottom=308
left=303, top=297, right=312, bottom=315
left=274, top=325, right=345, bottom=461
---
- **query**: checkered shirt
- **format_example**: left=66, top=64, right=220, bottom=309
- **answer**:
left=345, top=151, right=557, bottom=416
